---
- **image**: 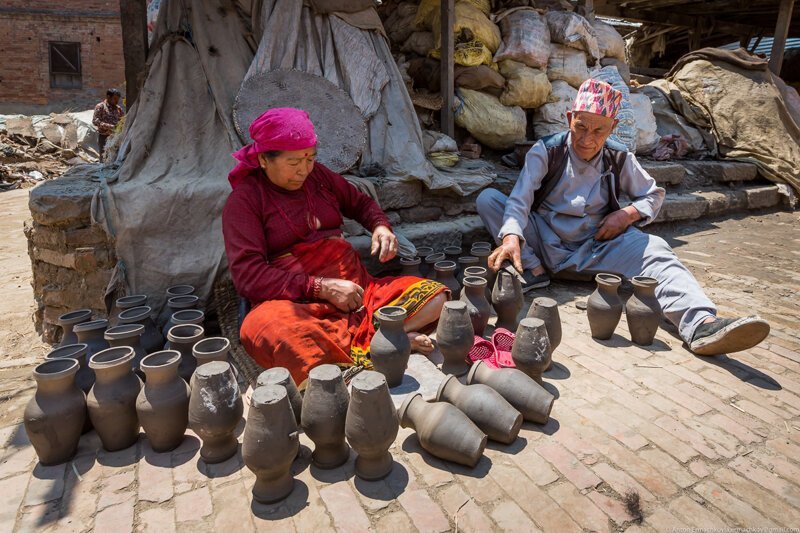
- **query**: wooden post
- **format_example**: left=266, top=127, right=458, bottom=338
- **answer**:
left=440, top=0, right=455, bottom=138
left=119, top=0, right=148, bottom=110
left=769, top=0, right=795, bottom=75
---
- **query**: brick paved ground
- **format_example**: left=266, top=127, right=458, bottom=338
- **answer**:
left=1, top=210, right=799, bottom=532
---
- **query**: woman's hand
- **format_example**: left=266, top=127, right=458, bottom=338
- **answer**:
left=319, top=278, right=364, bottom=312
left=371, top=225, right=398, bottom=263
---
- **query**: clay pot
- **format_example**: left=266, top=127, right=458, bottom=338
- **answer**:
left=256, top=367, right=302, bottom=426
left=587, top=273, right=623, bottom=340
left=370, top=306, right=411, bottom=388
left=162, top=295, right=200, bottom=336
left=188, top=361, right=243, bottom=464
left=105, top=324, right=147, bottom=373
left=415, top=246, right=434, bottom=259
left=166, top=284, right=195, bottom=298
left=463, top=266, right=488, bottom=282
left=467, top=361, right=554, bottom=424
left=87, top=347, right=142, bottom=452
left=109, top=295, right=147, bottom=326
left=625, top=276, right=662, bottom=346
left=492, top=270, right=524, bottom=331
left=345, top=371, right=399, bottom=480
left=398, top=393, right=486, bottom=467
left=456, top=256, right=479, bottom=285
left=165, top=324, right=204, bottom=382
left=436, top=301, right=474, bottom=377
left=242, top=385, right=300, bottom=503
left=136, top=350, right=190, bottom=452
left=117, top=306, right=164, bottom=354
left=471, top=241, right=492, bottom=251
left=527, top=297, right=561, bottom=371
left=434, top=260, right=461, bottom=299
left=73, top=319, right=110, bottom=359
left=423, top=253, right=445, bottom=279
left=436, top=375, right=522, bottom=444
left=459, top=276, right=491, bottom=337
left=511, top=318, right=551, bottom=384
left=56, top=309, right=92, bottom=347
left=45, top=343, right=94, bottom=393
left=24, top=358, right=86, bottom=465
left=444, top=246, right=462, bottom=263
left=400, top=257, right=422, bottom=277
left=470, top=247, right=491, bottom=271
left=164, top=309, right=205, bottom=336
left=300, top=364, right=350, bottom=469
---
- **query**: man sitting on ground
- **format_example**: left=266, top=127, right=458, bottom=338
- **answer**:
left=476, top=78, right=770, bottom=356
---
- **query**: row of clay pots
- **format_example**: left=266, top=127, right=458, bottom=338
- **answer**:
left=587, top=274, right=662, bottom=345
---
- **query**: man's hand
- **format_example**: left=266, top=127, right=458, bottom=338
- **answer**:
left=594, top=206, right=641, bottom=241
left=371, top=225, right=398, bottom=263
left=488, top=235, right=523, bottom=272
left=319, top=278, right=364, bottom=312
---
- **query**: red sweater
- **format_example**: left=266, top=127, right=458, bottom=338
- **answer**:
left=222, top=163, right=391, bottom=303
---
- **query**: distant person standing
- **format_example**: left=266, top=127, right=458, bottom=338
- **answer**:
left=92, top=88, right=124, bottom=159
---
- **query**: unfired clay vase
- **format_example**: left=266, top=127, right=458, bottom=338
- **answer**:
left=164, top=309, right=205, bottom=337
left=587, top=273, right=623, bottom=340
left=415, top=246, right=434, bottom=259
left=511, top=318, right=551, bottom=384
left=459, top=276, right=491, bottom=336
left=192, top=336, right=231, bottom=391
left=444, top=246, right=462, bottom=263
left=423, top=253, right=445, bottom=279
left=400, top=257, right=422, bottom=277
left=435, top=375, right=522, bottom=444
left=301, top=364, right=350, bottom=469
left=242, top=385, right=300, bottom=503
left=56, top=309, right=92, bottom=347
left=136, top=350, right=190, bottom=452
left=434, top=260, right=461, bottom=299
left=345, top=371, right=399, bottom=480
left=492, top=270, right=524, bottom=331
left=188, top=361, right=243, bottom=464
left=456, top=256, right=479, bottom=285
left=471, top=241, right=492, bottom=250
left=527, top=297, right=562, bottom=371
left=166, top=284, right=195, bottom=298
left=109, top=295, right=147, bottom=326
left=46, top=344, right=94, bottom=393
left=73, top=319, right=110, bottom=359
left=369, top=306, right=411, bottom=388
left=398, top=393, right=486, bottom=467
left=87, top=347, right=142, bottom=451
left=105, top=324, right=146, bottom=373
left=625, top=276, right=662, bottom=346
left=117, top=306, right=164, bottom=354
left=436, top=301, right=474, bottom=377
left=24, top=358, right=86, bottom=465
left=463, top=266, right=488, bottom=282
left=165, top=324, right=204, bottom=382
left=470, top=247, right=491, bottom=271
left=162, top=295, right=200, bottom=336
left=256, top=367, right=303, bottom=426
left=467, top=361, right=554, bottom=424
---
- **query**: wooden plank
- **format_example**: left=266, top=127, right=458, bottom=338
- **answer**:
left=440, top=0, right=455, bottom=138
left=769, top=0, right=795, bottom=75
left=595, top=4, right=761, bottom=36
left=119, top=0, right=148, bottom=109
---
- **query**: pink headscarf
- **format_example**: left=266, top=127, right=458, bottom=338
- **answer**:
left=228, top=107, right=318, bottom=189
left=572, top=79, right=623, bottom=120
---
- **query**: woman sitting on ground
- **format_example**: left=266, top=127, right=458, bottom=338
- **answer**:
left=222, top=108, right=448, bottom=387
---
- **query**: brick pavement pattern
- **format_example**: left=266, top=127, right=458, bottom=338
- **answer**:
left=1, top=213, right=799, bottom=532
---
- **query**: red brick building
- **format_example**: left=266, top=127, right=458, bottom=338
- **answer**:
left=0, top=0, right=125, bottom=114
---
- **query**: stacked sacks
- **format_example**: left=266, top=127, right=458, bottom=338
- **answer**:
left=424, top=0, right=501, bottom=67
left=630, top=90, right=660, bottom=155
left=533, top=80, right=578, bottom=139
left=455, top=89, right=526, bottom=149
left=498, top=60, right=551, bottom=109
left=590, top=65, right=637, bottom=153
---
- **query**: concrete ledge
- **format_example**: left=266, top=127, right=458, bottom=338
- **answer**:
left=653, top=185, right=784, bottom=224
left=641, top=161, right=686, bottom=186
left=682, top=160, right=760, bottom=183
left=28, top=176, right=99, bottom=227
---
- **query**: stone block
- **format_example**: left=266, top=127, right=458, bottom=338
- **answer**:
left=377, top=180, right=422, bottom=210
left=33, top=247, right=76, bottom=269
left=74, top=247, right=99, bottom=273
left=29, top=176, right=98, bottom=227
left=641, top=161, right=685, bottom=186
left=66, top=225, right=110, bottom=247
left=682, top=161, right=759, bottom=183
left=398, top=206, right=443, bottom=223
left=745, top=186, right=780, bottom=209
left=654, top=193, right=707, bottom=223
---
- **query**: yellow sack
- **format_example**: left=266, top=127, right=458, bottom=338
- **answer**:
left=432, top=2, right=501, bottom=53
left=416, top=0, right=491, bottom=30
left=498, top=59, right=552, bottom=109
left=455, top=88, right=526, bottom=149
left=431, top=40, right=493, bottom=67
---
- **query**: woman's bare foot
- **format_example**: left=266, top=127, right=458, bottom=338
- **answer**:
left=408, top=332, right=435, bottom=355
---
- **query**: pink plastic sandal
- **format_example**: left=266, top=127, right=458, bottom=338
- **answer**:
left=468, top=336, right=499, bottom=369
left=492, top=327, right=516, bottom=368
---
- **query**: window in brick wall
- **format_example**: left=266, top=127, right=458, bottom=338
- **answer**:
left=49, top=42, right=82, bottom=89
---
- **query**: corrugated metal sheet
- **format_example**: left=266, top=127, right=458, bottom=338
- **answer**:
left=722, top=37, right=800, bottom=55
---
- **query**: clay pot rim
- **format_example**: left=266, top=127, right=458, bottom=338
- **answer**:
left=465, top=360, right=485, bottom=385
left=595, top=273, right=622, bottom=286
left=167, top=324, right=204, bottom=342
left=251, top=383, right=288, bottom=406
left=73, top=319, right=109, bottom=332
left=462, top=276, right=487, bottom=287
left=168, top=295, right=199, bottom=308
left=118, top=306, right=152, bottom=322
left=470, top=248, right=491, bottom=258
left=397, top=392, right=423, bottom=426
left=533, top=296, right=558, bottom=307
left=193, top=337, right=230, bottom=356
left=166, top=284, right=195, bottom=297
left=104, top=324, right=145, bottom=340
left=195, top=360, right=231, bottom=378
left=463, top=266, right=488, bottom=276
left=89, top=346, right=135, bottom=368
left=443, top=246, right=462, bottom=255
left=115, top=294, right=147, bottom=307
left=256, top=366, right=292, bottom=387
left=399, top=256, right=421, bottom=265
left=415, top=246, right=434, bottom=256
left=46, top=343, right=88, bottom=360
left=171, top=309, right=205, bottom=323
left=434, top=374, right=457, bottom=402
left=424, top=252, right=446, bottom=263
left=34, top=357, right=79, bottom=379
left=57, top=309, right=93, bottom=325
left=457, top=256, right=479, bottom=264
left=375, top=305, right=407, bottom=322
left=140, top=350, right=181, bottom=371
left=631, top=276, right=658, bottom=288
left=471, top=241, right=492, bottom=249
left=433, top=260, right=457, bottom=272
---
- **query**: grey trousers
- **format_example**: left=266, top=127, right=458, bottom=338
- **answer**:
left=476, top=188, right=717, bottom=343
